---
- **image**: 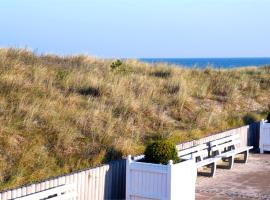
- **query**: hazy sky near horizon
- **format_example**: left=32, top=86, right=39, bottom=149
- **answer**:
left=1, top=0, right=270, bottom=58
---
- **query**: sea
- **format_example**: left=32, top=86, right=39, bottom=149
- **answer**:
left=140, top=58, right=270, bottom=69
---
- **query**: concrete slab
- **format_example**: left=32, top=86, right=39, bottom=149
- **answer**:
left=196, top=153, right=270, bottom=200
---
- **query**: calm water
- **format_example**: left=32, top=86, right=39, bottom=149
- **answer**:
left=140, top=58, right=270, bottom=68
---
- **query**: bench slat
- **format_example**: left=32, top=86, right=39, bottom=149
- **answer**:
left=196, top=157, right=221, bottom=168
left=210, top=135, right=239, bottom=147
left=192, top=150, right=209, bottom=158
left=235, top=146, right=253, bottom=154
left=177, top=144, right=208, bottom=156
left=216, top=146, right=253, bottom=158
left=211, top=139, right=240, bottom=152
left=180, top=154, right=193, bottom=160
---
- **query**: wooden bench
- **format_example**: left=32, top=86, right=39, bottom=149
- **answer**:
left=14, top=184, right=76, bottom=200
left=177, top=144, right=221, bottom=177
left=210, top=135, right=253, bottom=169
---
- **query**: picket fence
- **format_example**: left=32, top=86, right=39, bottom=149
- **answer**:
left=0, top=122, right=260, bottom=200
left=0, top=160, right=126, bottom=200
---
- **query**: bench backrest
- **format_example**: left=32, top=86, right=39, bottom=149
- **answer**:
left=178, top=144, right=209, bottom=160
left=210, top=134, right=240, bottom=153
left=15, top=184, right=76, bottom=200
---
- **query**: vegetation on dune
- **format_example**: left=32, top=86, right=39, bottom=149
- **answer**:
left=0, top=48, right=269, bottom=190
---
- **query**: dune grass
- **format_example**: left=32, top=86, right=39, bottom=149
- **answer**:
left=0, top=48, right=269, bottom=190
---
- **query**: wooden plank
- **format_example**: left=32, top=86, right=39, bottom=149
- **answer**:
left=210, top=135, right=238, bottom=146
left=84, top=171, right=89, bottom=200
left=177, top=144, right=207, bottom=156
left=14, top=184, right=75, bottom=200
left=211, top=140, right=240, bottom=152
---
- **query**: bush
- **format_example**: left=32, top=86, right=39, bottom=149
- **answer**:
left=78, top=86, right=100, bottom=97
left=267, top=112, right=270, bottom=122
left=56, top=69, right=69, bottom=81
left=151, top=70, right=171, bottom=78
left=110, top=59, right=123, bottom=70
left=243, top=113, right=260, bottom=125
left=144, top=140, right=180, bottom=164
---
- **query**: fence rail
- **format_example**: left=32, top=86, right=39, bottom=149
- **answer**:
left=0, top=123, right=260, bottom=200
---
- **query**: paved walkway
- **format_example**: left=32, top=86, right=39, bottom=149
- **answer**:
left=196, top=153, right=270, bottom=200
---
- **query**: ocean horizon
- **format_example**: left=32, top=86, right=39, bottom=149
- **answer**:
left=139, top=57, right=270, bottom=68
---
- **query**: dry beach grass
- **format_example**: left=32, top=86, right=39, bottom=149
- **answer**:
left=0, top=48, right=269, bottom=190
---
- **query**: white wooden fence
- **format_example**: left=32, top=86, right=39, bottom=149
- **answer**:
left=260, top=119, right=270, bottom=153
left=0, top=160, right=126, bottom=200
left=0, top=123, right=260, bottom=200
left=15, top=184, right=76, bottom=200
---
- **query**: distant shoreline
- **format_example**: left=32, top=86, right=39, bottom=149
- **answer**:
left=139, top=58, right=270, bottom=68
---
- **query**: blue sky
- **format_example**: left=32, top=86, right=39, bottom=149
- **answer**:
left=0, top=0, right=270, bottom=58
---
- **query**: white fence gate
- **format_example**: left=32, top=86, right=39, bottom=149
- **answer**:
left=260, top=119, right=270, bottom=153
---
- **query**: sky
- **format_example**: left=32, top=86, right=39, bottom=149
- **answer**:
left=0, top=0, right=270, bottom=58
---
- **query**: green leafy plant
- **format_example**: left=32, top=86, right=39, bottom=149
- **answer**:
left=56, top=69, right=69, bottom=81
left=110, top=59, right=123, bottom=70
left=144, top=140, right=180, bottom=164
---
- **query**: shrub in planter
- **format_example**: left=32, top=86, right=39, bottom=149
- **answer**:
left=144, top=140, right=180, bottom=164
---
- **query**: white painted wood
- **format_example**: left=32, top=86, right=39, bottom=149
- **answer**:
left=178, top=143, right=218, bottom=170
left=216, top=146, right=253, bottom=158
left=14, top=184, right=76, bottom=200
left=126, top=155, right=196, bottom=200
left=177, top=144, right=208, bottom=157
left=260, top=119, right=270, bottom=153
left=209, top=135, right=239, bottom=147
left=211, top=139, right=241, bottom=152
left=196, top=157, right=220, bottom=168
left=210, top=133, right=253, bottom=169
left=170, top=159, right=197, bottom=200
left=0, top=160, right=126, bottom=200
left=7, top=191, right=11, bottom=200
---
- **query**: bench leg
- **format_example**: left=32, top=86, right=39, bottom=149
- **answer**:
left=260, top=148, right=264, bottom=154
left=243, top=150, right=249, bottom=163
left=228, top=156, right=234, bottom=169
left=210, top=162, right=217, bottom=177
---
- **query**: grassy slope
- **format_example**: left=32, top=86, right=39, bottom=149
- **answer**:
left=0, top=48, right=269, bottom=190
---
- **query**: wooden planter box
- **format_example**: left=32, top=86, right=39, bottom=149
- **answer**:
left=260, top=119, right=270, bottom=153
left=126, top=156, right=197, bottom=200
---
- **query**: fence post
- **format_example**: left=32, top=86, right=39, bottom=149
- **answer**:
left=167, top=160, right=173, bottom=200
left=260, top=119, right=264, bottom=153
left=125, top=155, right=132, bottom=200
